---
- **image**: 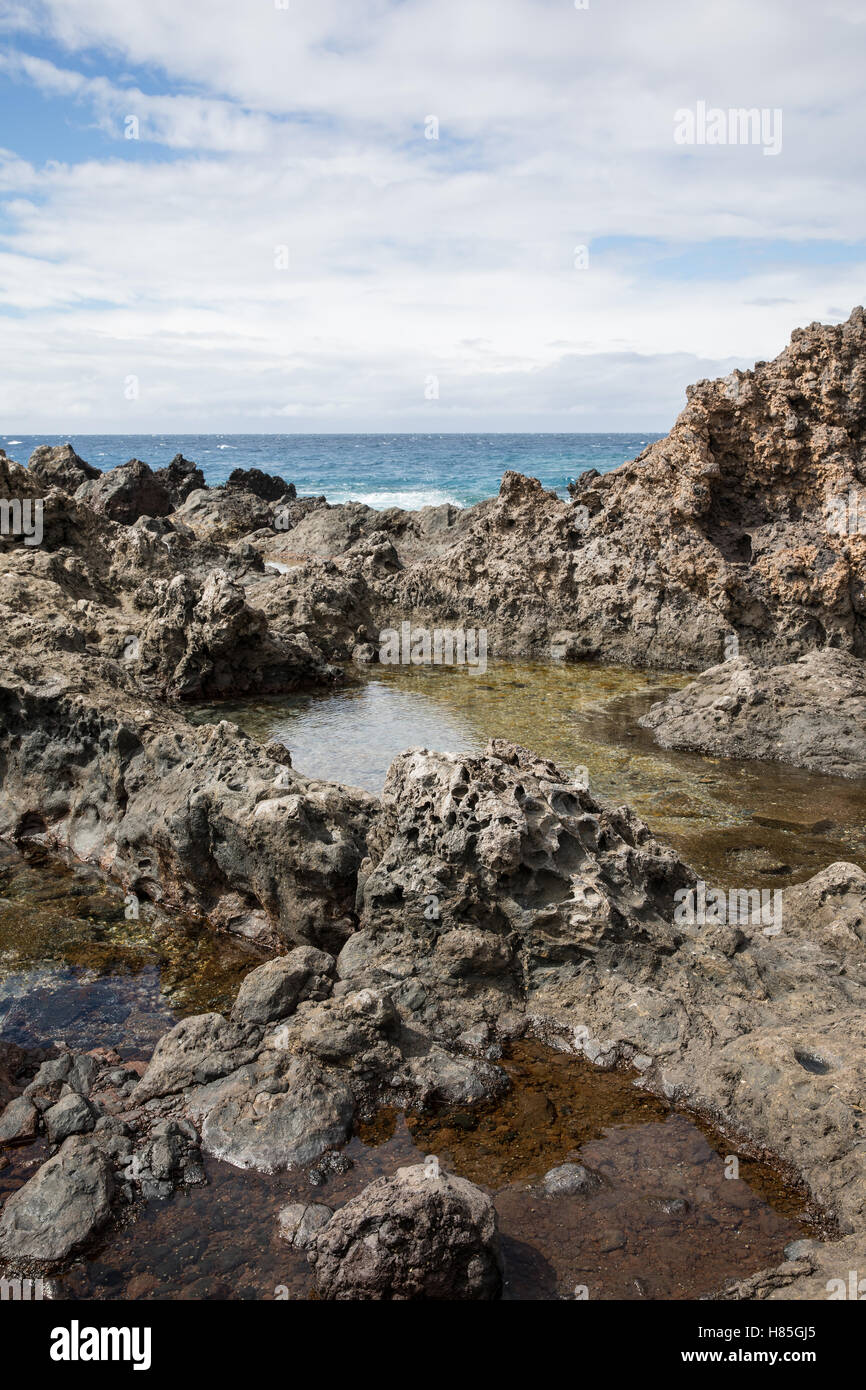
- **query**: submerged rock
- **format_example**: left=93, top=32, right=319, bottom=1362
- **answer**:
left=277, top=1201, right=333, bottom=1249
left=542, top=1162, right=603, bottom=1197
left=307, top=1163, right=503, bottom=1300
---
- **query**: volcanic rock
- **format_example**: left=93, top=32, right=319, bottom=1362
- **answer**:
left=75, top=458, right=173, bottom=524
left=0, top=1135, right=114, bottom=1263
left=639, top=650, right=866, bottom=777
left=28, top=444, right=100, bottom=492
left=307, top=1162, right=503, bottom=1300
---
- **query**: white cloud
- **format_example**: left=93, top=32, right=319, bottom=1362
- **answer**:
left=0, top=0, right=863, bottom=430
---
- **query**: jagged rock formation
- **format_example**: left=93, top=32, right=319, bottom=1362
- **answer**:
left=0, top=680, right=373, bottom=948
left=330, top=741, right=866, bottom=1241
left=154, top=453, right=205, bottom=507
left=75, top=458, right=173, bottom=524
left=225, top=467, right=295, bottom=501
left=248, top=308, right=866, bottom=670
left=640, top=649, right=866, bottom=777
left=134, top=569, right=341, bottom=699
left=27, top=444, right=99, bottom=492
left=0, top=448, right=42, bottom=499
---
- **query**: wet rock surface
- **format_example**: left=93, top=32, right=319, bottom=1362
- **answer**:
left=0, top=1134, right=115, bottom=1262
left=640, top=650, right=866, bottom=777
left=306, top=1161, right=503, bottom=1300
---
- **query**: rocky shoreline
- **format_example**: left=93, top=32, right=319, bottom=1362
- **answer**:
left=1, top=308, right=865, bottom=1300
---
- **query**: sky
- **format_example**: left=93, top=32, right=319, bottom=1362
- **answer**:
left=0, top=0, right=864, bottom=433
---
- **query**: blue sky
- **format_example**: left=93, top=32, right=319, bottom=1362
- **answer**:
left=0, top=0, right=864, bottom=432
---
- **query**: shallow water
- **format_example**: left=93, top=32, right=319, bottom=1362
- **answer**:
left=47, top=1041, right=820, bottom=1303
left=189, top=659, right=866, bottom=888
left=0, top=842, right=264, bottom=1055
left=1, top=657, right=856, bottom=1299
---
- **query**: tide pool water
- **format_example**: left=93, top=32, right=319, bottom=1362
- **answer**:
left=2, top=432, right=661, bottom=509
left=187, top=660, right=866, bottom=890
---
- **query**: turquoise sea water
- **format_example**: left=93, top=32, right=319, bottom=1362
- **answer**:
left=2, top=432, right=661, bottom=509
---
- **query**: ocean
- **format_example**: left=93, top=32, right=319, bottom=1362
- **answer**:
left=2, top=433, right=661, bottom=510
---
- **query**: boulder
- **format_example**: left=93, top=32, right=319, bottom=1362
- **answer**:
left=277, top=1201, right=333, bottom=1248
left=75, top=458, right=172, bottom=523
left=0, top=1095, right=39, bottom=1144
left=225, top=467, right=295, bottom=502
left=155, top=453, right=205, bottom=508
left=231, top=947, right=335, bottom=1026
left=134, top=1013, right=261, bottom=1103
left=307, top=1163, right=503, bottom=1300
left=44, top=1092, right=96, bottom=1144
left=135, top=569, right=336, bottom=700
left=640, top=650, right=866, bottom=777
left=199, top=1052, right=354, bottom=1173
left=0, top=1136, right=114, bottom=1262
left=28, top=444, right=99, bottom=492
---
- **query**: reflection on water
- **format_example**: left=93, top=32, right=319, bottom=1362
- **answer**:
left=0, top=843, right=264, bottom=1055
left=52, top=1042, right=820, bottom=1303
left=189, top=660, right=866, bottom=888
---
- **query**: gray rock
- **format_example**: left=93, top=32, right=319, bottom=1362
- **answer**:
left=307, top=1163, right=503, bottom=1300
left=231, top=947, right=335, bottom=1026
left=128, top=1120, right=204, bottom=1196
left=542, top=1162, right=603, bottom=1197
left=640, top=651, right=866, bottom=778
left=135, top=569, right=335, bottom=701
left=277, top=1201, right=333, bottom=1248
left=67, top=1054, right=100, bottom=1097
left=199, top=1052, right=353, bottom=1174
left=28, top=444, right=99, bottom=492
left=0, top=1095, right=39, bottom=1144
left=154, top=454, right=205, bottom=508
left=408, top=1046, right=508, bottom=1107
left=75, top=458, right=172, bottom=524
left=44, top=1092, right=96, bottom=1143
left=134, top=1013, right=261, bottom=1102
left=29, top=1055, right=73, bottom=1088
left=225, top=467, right=295, bottom=502
left=0, top=1136, right=114, bottom=1262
